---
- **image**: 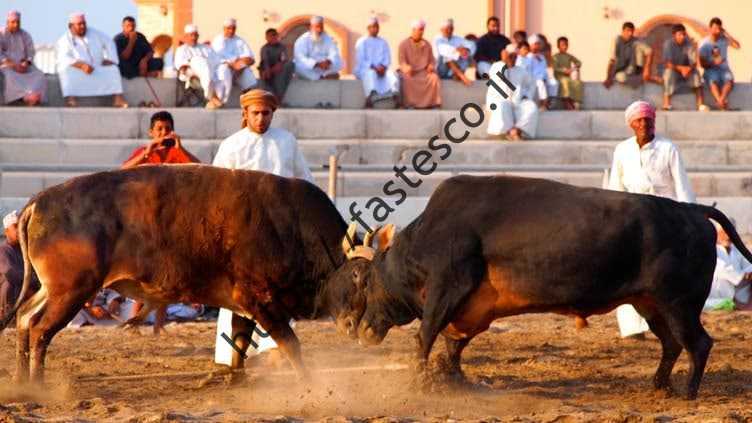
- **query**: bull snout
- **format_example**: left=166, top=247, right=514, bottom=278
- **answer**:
left=335, top=315, right=359, bottom=339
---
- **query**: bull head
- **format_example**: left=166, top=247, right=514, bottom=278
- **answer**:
left=340, top=223, right=396, bottom=261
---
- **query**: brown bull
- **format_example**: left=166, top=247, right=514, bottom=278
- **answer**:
left=0, top=164, right=359, bottom=383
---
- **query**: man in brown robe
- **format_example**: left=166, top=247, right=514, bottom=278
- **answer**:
left=398, top=19, right=441, bottom=109
left=0, top=10, right=46, bottom=105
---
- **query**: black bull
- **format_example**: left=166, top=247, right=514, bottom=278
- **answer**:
left=331, top=175, right=752, bottom=399
left=0, top=165, right=361, bottom=383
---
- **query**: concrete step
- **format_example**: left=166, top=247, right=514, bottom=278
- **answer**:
left=3, top=75, right=751, bottom=111
left=2, top=108, right=751, bottom=141
left=2, top=167, right=751, bottom=199
left=3, top=139, right=752, bottom=168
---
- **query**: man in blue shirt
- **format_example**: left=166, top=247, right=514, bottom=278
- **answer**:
left=699, top=17, right=741, bottom=110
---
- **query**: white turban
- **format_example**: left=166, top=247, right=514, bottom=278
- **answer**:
left=411, top=19, right=426, bottom=29
left=528, top=33, right=542, bottom=45
left=68, top=12, right=85, bottom=24
left=3, top=211, right=17, bottom=229
left=184, top=23, right=198, bottom=34
left=7, top=10, right=20, bottom=20
left=506, top=43, right=517, bottom=53
left=224, top=17, right=236, bottom=27
left=310, top=15, right=323, bottom=24
left=367, top=16, right=378, bottom=26
left=440, top=18, right=454, bottom=28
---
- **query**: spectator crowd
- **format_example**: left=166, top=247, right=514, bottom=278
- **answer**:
left=0, top=10, right=742, bottom=116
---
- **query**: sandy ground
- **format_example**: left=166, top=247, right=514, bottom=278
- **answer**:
left=1, top=311, right=752, bottom=422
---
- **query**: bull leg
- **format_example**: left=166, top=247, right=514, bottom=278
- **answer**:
left=643, top=311, right=682, bottom=394
left=666, top=311, right=713, bottom=400
left=14, top=288, right=48, bottom=383
left=440, top=336, right=471, bottom=383
left=252, top=313, right=310, bottom=382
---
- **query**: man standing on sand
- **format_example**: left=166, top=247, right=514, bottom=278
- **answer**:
left=608, top=100, right=696, bottom=339
left=212, top=89, right=313, bottom=370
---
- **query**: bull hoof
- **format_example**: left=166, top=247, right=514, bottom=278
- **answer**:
left=653, top=385, right=674, bottom=399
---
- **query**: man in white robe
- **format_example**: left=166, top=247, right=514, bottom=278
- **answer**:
left=524, top=34, right=558, bottom=110
left=293, top=16, right=342, bottom=81
left=55, top=13, right=126, bottom=107
left=175, top=24, right=225, bottom=109
left=211, top=18, right=257, bottom=104
left=433, top=18, right=476, bottom=86
left=486, top=44, right=538, bottom=140
left=354, top=17, right=399, bottom=106
left=0, top=10, right=46, bottom=105
left=212, top=89, right=313, bottom=370
left=608, top=100, right=696, bottom=338
left=705, top=219, right=752, bottom=311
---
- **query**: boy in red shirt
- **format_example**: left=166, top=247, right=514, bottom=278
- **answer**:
left=122, top=111, right=200, bottom=168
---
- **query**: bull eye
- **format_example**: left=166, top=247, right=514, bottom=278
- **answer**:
left=351, top=269, right=359, bottom=280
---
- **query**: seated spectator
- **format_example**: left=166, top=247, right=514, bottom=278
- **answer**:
left=604, top=22, right=659, bottom=89
left=474, top=16, right=510, bottom=79
left=293, top=16, right=342, bottom=80
left=705, top=219, right=752, bottom=311
left=56, top=13, right=127, bottom=107
left=0, top=211, right=22, bottom=320
left=699, top=17, right=740, bottom=111
left=433, top=18, right=475, bottom=86
left=511, top=30, right=527, bottom=50
left=114, top=16, right=163, bottom=79
left=398, top=19, right=441, bottom=109
left=553, top=36, right=583, bottom=110
left=662, top=24, right=707, bottom=111
left=68, top=289, right=137, bottom=327
left=486, top=44, right=538, bottom=141
left=354, top=17, right=399, bottom=107
left=0, top=10, right=46, bottom=105
left=174, top=24, right=225, bottom=109
left=122, top=110, right=199, bottom=168
left=518, top=34, right=558, bottom=110
left=212, top=18, right=257, bottom=104
left=258, top=28, right=294, bottom=102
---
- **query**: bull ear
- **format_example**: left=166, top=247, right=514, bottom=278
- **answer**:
left=376, top=224, right=396, bottom=252
left=341, top=223, right=357, bottom=255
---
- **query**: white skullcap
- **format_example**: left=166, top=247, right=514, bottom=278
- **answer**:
left=411, top=19, right=426, bottom=29
left=184, top=23, right=198, bottom=34
left=440, top=18, right=454, bottom=28
left=3, top=211, right=17, bottom=229
left=505, top=43, right=517, bottom=53
left=310, top=15, right=323, bottom=24
left=68, top=12, right=85, bottom=24
left=528, top=33, right=542, bottom=44
left=367, top=16, right=378, bottom=26
left=7, top=10, right=20, bottom=20
left=224, top=17, right=236, bottom=27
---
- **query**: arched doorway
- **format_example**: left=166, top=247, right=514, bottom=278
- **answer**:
left=277, top=15, right=352, bottom=74
left=636, top=15, right=707, bottom=77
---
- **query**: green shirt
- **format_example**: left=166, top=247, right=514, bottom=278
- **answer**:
left=552, top=52, right=582, bottom=79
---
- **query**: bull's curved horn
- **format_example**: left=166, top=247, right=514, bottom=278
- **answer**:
left=363, top=225, right=381, bottom=248
left=341, top=222, right=358, bottom=254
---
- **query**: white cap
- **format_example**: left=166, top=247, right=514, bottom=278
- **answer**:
left=505, top=44, right=517, bottom=54
left=440, top=18, right=454, bottom=28
left=367, top=16, right=379, bottom=26
left=184, top=23, right=198, bottom=34
left=411, top=19, right=426, bottom=29
left=68, top=12, right=85, bottom=24
left=224, top=17, right=236, bottom=27
left=528, top=33, right=542, bottom=45
left=3, top=211, right=17, bottom=229
left=310, top=15, right=323, bottom=24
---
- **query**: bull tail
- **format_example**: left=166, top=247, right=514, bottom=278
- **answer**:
left=696, top=203, right=752, bottom=264
left=0, top=202, right=35, bottom=332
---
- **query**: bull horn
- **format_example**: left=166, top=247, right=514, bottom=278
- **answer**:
left=363, top=225, right=381, bottom=248
left=341, top=222, right=358, bottom=254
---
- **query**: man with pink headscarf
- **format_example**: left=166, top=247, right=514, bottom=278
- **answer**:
left=55, top=12, right=127, bottom=107
left=0, top=10, right=46, bottom=105
left=608, top=100, right=695, bottom=339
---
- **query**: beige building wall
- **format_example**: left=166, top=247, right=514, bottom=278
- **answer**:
left=191, top=0, right=491, bottom=75
left=526, top=0, right=751, bottom=82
